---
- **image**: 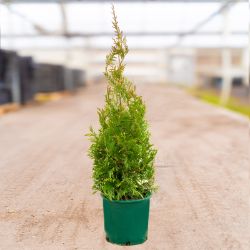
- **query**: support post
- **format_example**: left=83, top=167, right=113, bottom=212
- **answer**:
left=9, top=54, right=21, bottom=104
left=59, top=1, right=74, bottom=91
left=220, top=3, right=232, bottom=105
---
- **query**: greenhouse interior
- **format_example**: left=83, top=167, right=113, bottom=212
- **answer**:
left=0, top=0, right=249, bottom=249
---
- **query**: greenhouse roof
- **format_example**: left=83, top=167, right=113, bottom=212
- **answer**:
left=0, top=0, right=248, bottom=49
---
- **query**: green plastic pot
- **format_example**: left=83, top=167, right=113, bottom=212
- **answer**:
left=102, top=194, right=151, bottom=245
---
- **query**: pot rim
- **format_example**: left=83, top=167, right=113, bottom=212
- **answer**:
left=102, top=193, right=151, bottom=203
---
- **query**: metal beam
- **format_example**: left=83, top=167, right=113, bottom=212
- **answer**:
left=171, top=0, right=237, bottom=47
left=59, top=0, right=68, bottom=35
left=2, top=4, right=53, bottom=35
left=1, top=31, right=247, bottom=38
left=0, top=0, right=247, bottom=3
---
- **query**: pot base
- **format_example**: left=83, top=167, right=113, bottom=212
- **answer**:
left=103, top=195, right=151, bottom=246
left=106, top=236, right=148, bottom=246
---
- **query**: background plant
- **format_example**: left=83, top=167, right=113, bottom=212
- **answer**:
left=87, top=6, right=157, bottom=200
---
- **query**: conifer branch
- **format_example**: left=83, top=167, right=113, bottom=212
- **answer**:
left=87, top=6, right=157, bottom=201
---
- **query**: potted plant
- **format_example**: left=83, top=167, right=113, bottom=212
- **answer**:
left=87, top=6, right=157, bottom=246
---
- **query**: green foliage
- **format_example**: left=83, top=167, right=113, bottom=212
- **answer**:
left=189, top=88, right=250, bottom=117
left=86, top=6, right=157, bottom=200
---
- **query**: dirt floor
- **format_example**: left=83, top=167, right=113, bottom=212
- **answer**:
left=0, top=84, right=248, bottom=250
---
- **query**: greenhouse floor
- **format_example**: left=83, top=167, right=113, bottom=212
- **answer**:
left=0, top=84, right=248, bottom=250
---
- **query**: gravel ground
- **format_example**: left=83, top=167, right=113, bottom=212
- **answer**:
left=0, top=84, right=248, bottom=250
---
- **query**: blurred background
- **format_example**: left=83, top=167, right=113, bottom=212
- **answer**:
left=0, top=0, right=249, bottom=115
left=0, top=2, right=249, bottom=248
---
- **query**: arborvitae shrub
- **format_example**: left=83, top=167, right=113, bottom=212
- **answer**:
left=87, top=6, right=157, bottom=200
